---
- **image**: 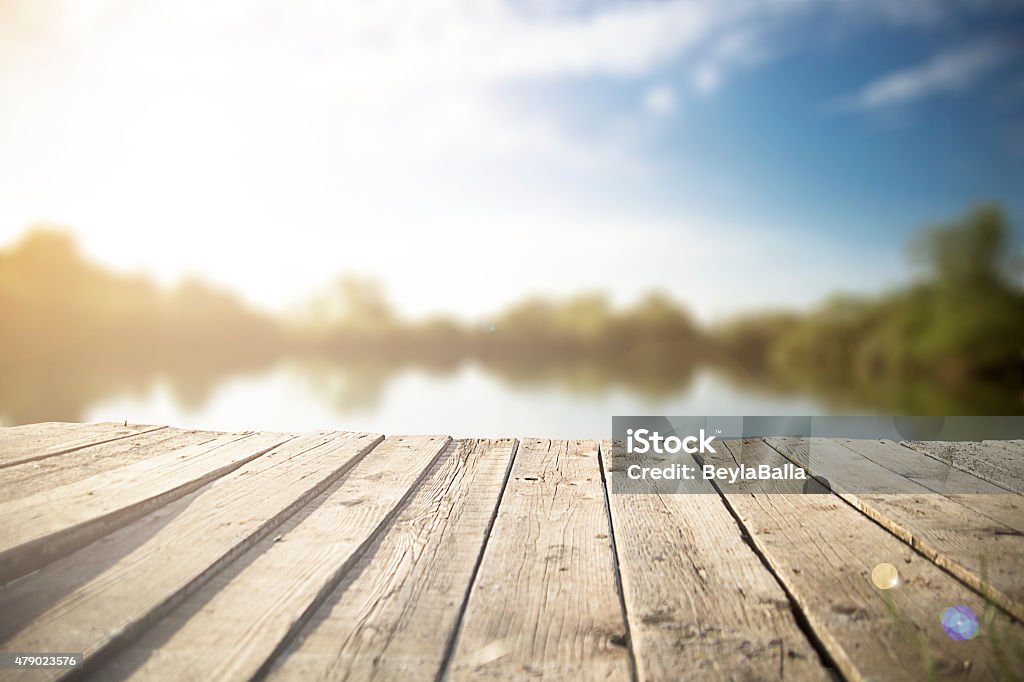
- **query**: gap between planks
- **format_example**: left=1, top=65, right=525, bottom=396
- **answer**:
left=433, top=438, right=521, bottom=682
left=596, top=442, right=640, bottom=682
left=0, top=423, right=168, bottom=470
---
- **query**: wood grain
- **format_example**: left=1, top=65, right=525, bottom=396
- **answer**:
left=266, top=439, right=517, bottom=682
left=2, top=424, right=1023, bottom=681
left=0, top=431, right=382, bottom=682
left=94, top=434, right=451, bottom=681
left=0, top=422, right=164, bottom=469
left=448, top=439, right=631, bottom=681
left=0, top=431, right=293, bottom=583
left=902, top=439, right=1024, bottom=494
left=767, top=437, right=1024, bottom=622
left=712, top=439, right=1024, bottom=681
left=604, top=440, right=828, bottom=681
left=836, top=438, right=1023, bottom=532
left=0, top=427, right=222, bottom=502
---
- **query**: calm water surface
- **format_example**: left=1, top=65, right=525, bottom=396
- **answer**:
left=66, top=360, right=834, bottom=438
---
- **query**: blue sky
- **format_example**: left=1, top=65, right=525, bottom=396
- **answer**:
left=501, top=3, right=1024, bottom=247
left=0, top=0, right=1022, bottom=320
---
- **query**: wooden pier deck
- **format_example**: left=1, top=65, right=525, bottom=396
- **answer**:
left=0, top=422, right=1022, bottom=681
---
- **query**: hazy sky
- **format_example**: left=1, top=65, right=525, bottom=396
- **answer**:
left=1, top=0, right=1022, bottom=320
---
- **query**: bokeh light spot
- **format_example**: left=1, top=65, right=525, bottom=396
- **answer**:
left=941, top=605, right=979, bottom=641
left=871, top=562, right=899, bottom=590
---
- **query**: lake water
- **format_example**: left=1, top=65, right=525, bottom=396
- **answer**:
left=62, top=359, right=835, bottom=438
left=4, top=355, right=1014, bottom=437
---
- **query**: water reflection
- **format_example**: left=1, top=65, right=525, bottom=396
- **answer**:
left=1, top=351, right=1019, bottom=438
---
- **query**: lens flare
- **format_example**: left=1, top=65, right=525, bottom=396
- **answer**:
left=871, top=563, right=899, bottom=590
left=941, top=605, right=979, bottom=641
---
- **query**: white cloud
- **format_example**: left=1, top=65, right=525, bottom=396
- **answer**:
left=841, top=40, right=1015, bottom=110
left=643, top=85, right=678, bottom=116
left=691, top=28, right=766, bottom=95
left=0, top=0, right=990, bottom=317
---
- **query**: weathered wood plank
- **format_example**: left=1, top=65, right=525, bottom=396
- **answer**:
left=2, top=425, right=1020, bottom=681
left=603, top=440, right=828, bottom=681
left=767, top=437, right=1024, bottom=622
left=94, top=434, right=451, bottom=681
left=0, top=431, right=294, bottom=583
left=265, top=438, right=517, bottom=682
left=711, top=439, right=1024, bottom=681
left=835, top=438, right=1024, bottom=532
left=448, top=439, right=631, bottom=681
left=0, top=427, right=222, bottom=502
left=903, top=439, right=1024, bottom=494
left=0, top=422, right=164, bottom=469
left=0, top=431, right=382, bottom=681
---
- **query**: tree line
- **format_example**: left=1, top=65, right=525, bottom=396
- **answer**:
left=2, top=204, right=1020, bottom=401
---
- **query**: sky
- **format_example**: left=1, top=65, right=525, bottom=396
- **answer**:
left=1, top=0, right=1022, bottom=321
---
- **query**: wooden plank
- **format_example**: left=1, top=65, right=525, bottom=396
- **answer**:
left=93, top=434, right=451, bottom=681
left=448, top=439, right=631, bottom=681
left=768, top=437, right=1024, bottom=622
left=0, top=422, right=165, bottom=469
left=903, top=440, right=1024, bottom=494
left=864, top=441, right=1015, bottom=493
left=0, top=430, right=293, bottom=583
left=603, top=440, right=829, bottom=681
left=710, top=439, right=1024, bottom=681
left=0, top=427, right=223, bottom=502
left=264, top=438, right=517, bottom=682
left=835, top=438, right=1024, bottom=532
left=0, top=431, right=382, bottom=682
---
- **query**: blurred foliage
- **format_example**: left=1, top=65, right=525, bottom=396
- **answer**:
left=0, top=227, right=283, bottom=364
left=715, top=204, right=1023, bottom=393
left=482, top=291, right=700, bottom=360
left=0, top=204, right=1021, bottom=423
left=0, top=227, right=283, bottom=423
